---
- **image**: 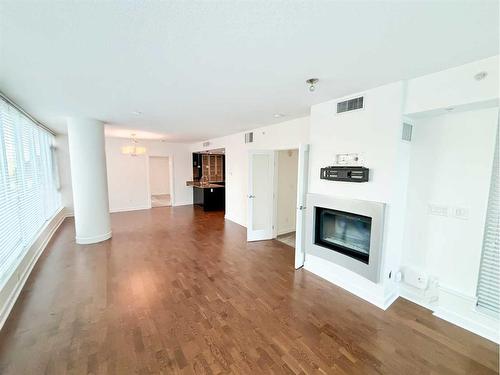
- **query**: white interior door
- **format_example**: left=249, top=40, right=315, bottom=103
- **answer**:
left=247, top=150, right=275, bottom=241
left=294, top=144, right=309, bottom=269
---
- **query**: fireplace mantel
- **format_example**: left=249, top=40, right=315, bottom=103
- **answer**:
left=305, top=193, right=385, bottom=283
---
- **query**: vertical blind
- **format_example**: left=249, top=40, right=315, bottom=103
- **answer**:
left=477, top=121, right=499, bottom=315
left=0, top=98, right=60, bottom=285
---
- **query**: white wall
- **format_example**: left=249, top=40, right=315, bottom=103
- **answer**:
left=55, top=135, right=74, bottom=215
left=304, top=56, right=499, bottom=319
left=306, top=81, right=410, bottom=308
left=190, top=116, right=309, bottom=227
left=277, top=149, right=298, bottom=235
left=402, top=107, right=497, bottom=296
left=105, top=138, right=192, bottom=212
left=149, top=156, right=170, bottom=195
left=404, top=55, right=499, bottom=115
left=401, top=107, right=499, bottom=341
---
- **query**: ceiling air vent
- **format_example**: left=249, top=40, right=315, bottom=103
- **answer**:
left=245, top=132, right=254, bottom=144
left=337, top=96, right=364, bottom=114
left=202, top=141, right=210, bottom=147
left=402, top=122, right=413, bottom=142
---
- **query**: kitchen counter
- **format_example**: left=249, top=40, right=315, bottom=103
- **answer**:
left=188, top=181, right=225, bottom=211
left=192, top=183, right=224, bottom=189
left=186, top=181, right=224, bottom=188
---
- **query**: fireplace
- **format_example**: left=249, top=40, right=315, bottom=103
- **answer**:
left=306, top=194, right=385, bottom=282
left=315, top=207, right=372, bottom=264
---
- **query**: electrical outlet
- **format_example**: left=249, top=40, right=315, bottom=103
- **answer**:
left=452, top=207, right=469, bottom=220
left=428, top=204, right=448, bottom=217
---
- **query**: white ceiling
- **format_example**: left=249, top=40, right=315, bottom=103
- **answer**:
left=0, top=1, right=498, bottom=142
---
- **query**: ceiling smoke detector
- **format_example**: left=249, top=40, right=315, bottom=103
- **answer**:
left=306, top=78, right=319, bottom=92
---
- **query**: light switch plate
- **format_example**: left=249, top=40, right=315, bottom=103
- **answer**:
left=335, top=153, right=360, bottom=165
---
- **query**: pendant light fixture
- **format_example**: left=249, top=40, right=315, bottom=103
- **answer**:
left=121, top=133, right=146, bottom=156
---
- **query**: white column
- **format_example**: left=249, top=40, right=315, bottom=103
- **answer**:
left=67, top=118, right=112, bottom=244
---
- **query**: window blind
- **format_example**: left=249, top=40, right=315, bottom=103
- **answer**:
left=0, top=99, right=61, bottom=285
left=477, top=122, right=499, bottom=315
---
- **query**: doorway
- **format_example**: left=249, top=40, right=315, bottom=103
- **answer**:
left=149, top=156, right=172, bottom=207
left=275, top=149, right=299, bottom=248
left=247, top=144, right=309, bottom=269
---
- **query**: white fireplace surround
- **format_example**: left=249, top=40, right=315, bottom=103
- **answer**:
left=305, top=193, right=386, bottom=283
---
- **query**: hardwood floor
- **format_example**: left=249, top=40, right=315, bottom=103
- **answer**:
left=0, top=206, right=498, bottom=374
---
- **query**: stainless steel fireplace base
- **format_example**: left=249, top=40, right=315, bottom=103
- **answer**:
left=305, top=193, right=385, bottom=283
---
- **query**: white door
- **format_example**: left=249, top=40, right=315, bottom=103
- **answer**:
left=294, top=144, right=309, bottom=269
left=247, top=150, right=275, bottom=241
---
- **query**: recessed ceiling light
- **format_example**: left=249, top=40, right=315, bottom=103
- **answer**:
left=273, top=113, right=285, bottom=118
left=474, top=71, right=488, bottom=81
left=132, top=111, right=142, bottom=116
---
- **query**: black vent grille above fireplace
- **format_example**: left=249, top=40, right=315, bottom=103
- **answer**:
left=320, top=166, right=369, bottom=182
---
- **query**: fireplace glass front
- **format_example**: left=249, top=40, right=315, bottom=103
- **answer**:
left=315, top=207, right=372, bottom=264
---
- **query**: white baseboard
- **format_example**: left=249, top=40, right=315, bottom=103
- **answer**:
left=304, top=254, right=394, bottom=310
left=301, top=256, right=498, bottom=342
left=433, top=307, right=499, bottom=344
left=384, top=291, right=400, bottom=310
left=399, top=283, right=499, bottom=343
left=433, top=285, right=499, bottom=343
left=76, top=231, right=112, bottom=244
left=399, top=283, right=438, bottom=311
left=0, top=207, right=67, bottom=330
left=277, top=227, right=295, bottom=236
left=110, top=205, right=151, bottom=213
left=224, top=214, right=246, bottom=228
left=172, top=201, right=193, bottom=207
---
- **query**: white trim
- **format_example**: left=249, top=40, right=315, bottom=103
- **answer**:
left=0, top=207, right=66, bottom=330
left=304, top=253, right=396, bottom=310
left=171, top=201, right=192, bottom=207
left=224, top=214, right=246, bottom=228
left=438, top=284, right=477, bottom=303
left=75, top=231, right=112, bottom=245
left=433, top=285, right=499, bottom=343
left=433, top=307, right=499, bottom=344
left=277, top=227, right=295, bottom=236
left=110, top=205, right=151, bottom=213
left=398, top=283, right=500, bottom=343
left=384, top=292, right=400, bottom=310
left=399, top=284, right=437, bottom=311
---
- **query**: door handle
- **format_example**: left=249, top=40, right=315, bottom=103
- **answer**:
left=298, top=205, right=306, bottom=210
left=248, top=195, right=255, bottom=199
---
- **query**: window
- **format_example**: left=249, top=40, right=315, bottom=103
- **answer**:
left=0, top=98, right=61, bottom=285
left=476, top=123, right=499, bottom=315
